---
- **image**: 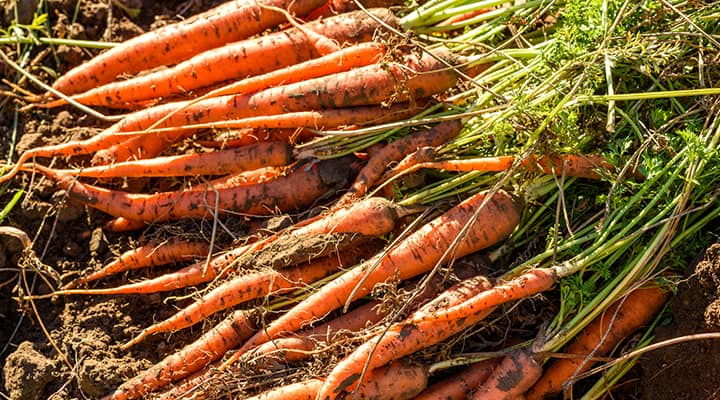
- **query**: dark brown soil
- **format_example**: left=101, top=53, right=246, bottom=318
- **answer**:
left=1, top=1, right=719, bottom=400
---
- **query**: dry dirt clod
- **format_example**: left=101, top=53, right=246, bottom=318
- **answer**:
left=3, top=341, right=57, bottom=400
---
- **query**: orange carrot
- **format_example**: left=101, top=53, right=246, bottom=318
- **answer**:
left=30, top=156, right=360, bottom=222
left=93, top=103, right=422, bottom=164
left=46, top=9, right=396, bottom=108
left=54, top=141, right=292, bottom=179
left=414, top=359, right=500, bottom=400
left=104, top=217, right=147, bottom=232
left=121, top=245, right=374, bottom=349
left=471, top=349, right=543, bottom=400
left=60, top=197, right=415, bottom=295
left=525, top=285, right=669, bottom=400
left=51, top=0, right=327, bottom=96
left=63, top=238, right=209, bottom=289
left=233, top=189, right=522, bottom=365
left=338, top=119, right=464, bottom=205
left=207, top=166, right=285, bottom=189
left=315, top=268, right=557, bottom=400
left=436, top=9, right=492, bottom=27
left=101, top=309, right=256, bottom=400
left=244, top=380, right=323, bottom=400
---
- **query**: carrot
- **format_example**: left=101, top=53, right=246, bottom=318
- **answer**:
left=414, top=359, right=500, bottom=400
left=242, top=360, right=427, bottom=400
left=525, top=285, right=669, bottom=400
left=92, top=103, right=422, bottom=164
left=45, top=9, right=395, bottom=108
left=121, top=245, right=374, bottom=349
left=104, top=217, right=147, bottom=232
left=101, top=308, right=257, bottom=400
left=384, top=154, right=617, bottom=184
left=207, top=166, right=285, bottom=189
left=315, top=267, right=558, bottom=400
left=471, top=349, right=543, bottom=400
left=50, top=0, right=327, bottom=96
left=232, top=189, right=522, bottom=365
left=62, top=197, right=415, bottom=295
left=338, top=119, right=464, bottom=205
left=436, top=9, right=492, bottom=27
left=53, top=141, right=292, bottom=179
left=63, top=238, right=209, bottom=289
left=143, top=42, right=388, bottom=132
left=307, top=0, right=405, bottom=19
left=29, top=155, right=360, bottom=222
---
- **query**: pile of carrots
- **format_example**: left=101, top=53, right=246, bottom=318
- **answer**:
left=2, top=0, right=689, bottom=399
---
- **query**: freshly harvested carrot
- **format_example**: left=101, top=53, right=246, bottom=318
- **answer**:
left=525, top=285, right=669, bottom=400
left=307, top=0, right=405, bottom=19
left=472, top=349, right=543, bottom=400
left=50, top=0, right=327, bottom=96
left=338, top=119, right=463, bottom=205
left=243, top=380, right=323, bottom=400
left=233, top=189, right=522, bottom=363
left=413, top=359, right=500, bottom=400
left=436, top=9, right=492, bottom=27
left=93, top=103, right=422, bottom=164
left=102, top=309, right=257, bottom=400
left=315, top=268, right=557, bottom=400
left=63, top=238, right=209, bottom=289
left=121, top=245, right=374, bottom=349
left=54, top=141, right=292, bottom=179
left=144, top=42, right=387, bottom=132
left=30, top=156, right=360, bottom=222
left=44, top=9, right=395, bottom=108
left=384, top=154, right=617, bottom=184
left=62, top=197, right=415, bottom=295
left=207, top=166, right=285, bottom=190
left=104, top=217, right=147, bottom=232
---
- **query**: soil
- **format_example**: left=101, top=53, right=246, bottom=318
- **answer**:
left=0, top=1, right=719, bottom=400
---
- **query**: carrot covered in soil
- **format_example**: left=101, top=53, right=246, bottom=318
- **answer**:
left=414, top=359, right=500, bottom=400
left=28, top=156, right=360, bottom=222
left=232, top=189, right=522, bottom=364
left=102, top=309, right=257, bottom=400
left=65, top=197, right=416, bottom=295
left=50, top=0, right=328, bottom=96
left=120, top=244, right=376, bottom=349
left=471, top=349, right=544, bottom=400
left=525, top=285, right=669, bottom=400
left=63, top=238, right=209, bottom=289
left=53, top=141, right=292, bottom=179
left=44, top=9, right=397, bottom=108
left=338, top=119, right=464, bottom=205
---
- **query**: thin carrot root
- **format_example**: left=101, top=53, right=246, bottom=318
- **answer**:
left=232, top=189, right=521, bottom=371
left=102, top=309, right=256, bottom=400
left=525, top=285, right=669, bottom=400
left=63, top=238, right=209, bottom=289
left=414, top=359, right=500, bottom=400
left=471, top=349, right=543, bottom=400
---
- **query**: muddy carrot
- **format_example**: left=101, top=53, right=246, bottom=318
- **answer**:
left=30, top=156, right=359, bottom=222
left=233, top=189, right=522, bottom=363
left=338, top=119, right=463, bottom=205
left=63, top=238, right=209, bottom=289
left=414, top=359, right=500, bottom=400
left=101, top=309, right=256, bottom=400
left=104, top=217, right=147, bottom=232
left=525, top=285, right=669, bottom=400
left=121, top=246, right=374, bottom=349
left=472, top=349, right=543, bottom=400
left=207, top=166, right=285, bottom=190
left=55, top=141, right=292, bottom=179
left=50, top=0, right=327, bottom=96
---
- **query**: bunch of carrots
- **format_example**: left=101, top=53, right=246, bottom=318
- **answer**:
left=3, top=0, right=720, bottom=399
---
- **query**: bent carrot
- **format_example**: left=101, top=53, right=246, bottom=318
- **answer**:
left=414, top=359, right=500, bottom=400
left=51, top=0, right=327, bottom=96
left=338, top=119, right=464, bottom=205
left=472, top=349, right=543, bottom=400
left=46, top=9, right=396, bottom=108
left=233, top=189, right=522, bottom=365
left=525, top=285, right=669, bottom=400
left=121, top=245, right=374, bottom=349
left=102, top=309, right=256, bottom=400
left=63, top=238, right=209, bottom=289
left=30, top=156, right=360, bottom=222
left=54, top=141, right=292, bottom=179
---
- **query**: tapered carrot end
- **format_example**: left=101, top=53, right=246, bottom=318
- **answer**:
left=121, top=331, right=149, bottom=351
